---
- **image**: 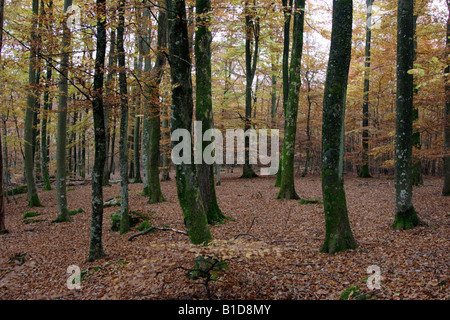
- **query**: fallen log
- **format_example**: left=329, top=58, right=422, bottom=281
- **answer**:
left=128, top=226, right=187, bottom=241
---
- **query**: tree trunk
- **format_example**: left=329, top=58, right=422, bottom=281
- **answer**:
left=411, top=12, right=423, bottom=186
left=88, top=0, right=108, bottom=262
left=392, top=0, right=420, bottom=229
left=275, top=0, right=293, bottom=187
left=195, top=0, right=225, bottom=224
left=277, top=0, right=305, bottom=200
left=359, top=0, right=374, bottom=178
left=241, top=0, right=259, bottom=179
left=443, top=1, right=450, bottom=196
left=146, top=0, right=167, bottom=204
left=117, top=0, right=130, bottom=234
left=103, top=28, right=116, bottom=185
left=24, top=0, right=42, bottom=207
left=302, top=71, right=312, bottom=177
left=140, top=1, right=151, bottom=196
left=41, top=59, right=52, bottom=190
left=53, top=0, right=73, bottom=222
left=320, top=0, right=357, bottom=254
left=168, top=0, right=212, bottom=245
left=0, top=0, right=7, bottom=233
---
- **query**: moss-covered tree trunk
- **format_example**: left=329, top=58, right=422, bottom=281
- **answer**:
left=54, top=0, right=73, bottom=222
left=0, top=0, right=7, bottom=233
left=277, top=0, right=305, bottom=200
left=241, top=0, right=259, bottom=179
left=24, top=0, right=42, bottom=208
left=275, top=0, right=293, bottom=187
left=88, top=0, right=108, bottom=262
left=195, top=0, right=225, bottom=224
left=168, top=0, right=212, bottom=245
left=146, top=0, right=167, bottom=204
left=117, top=0, right=130, bottom=234
left=392, top=0, right=420, bottom=229
left=359, top=0, right=374, bottom=178
left=320, top=0, right=357, bottom=254
left=443, top=1, right=450, bottom=196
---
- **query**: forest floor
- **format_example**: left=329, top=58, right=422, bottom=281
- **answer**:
left=0, top=172, right=448, bottom=300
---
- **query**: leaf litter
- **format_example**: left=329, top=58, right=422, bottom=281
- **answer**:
left=0, top=172, right=448, bottom=300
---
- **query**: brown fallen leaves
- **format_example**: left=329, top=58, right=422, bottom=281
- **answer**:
left=0, top=172, right=448, bottom=300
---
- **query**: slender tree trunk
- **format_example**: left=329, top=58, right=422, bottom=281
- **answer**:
left=443, top=1, right=450, bottom=196
left=133, top=106, right=142, bottom=183
left=88, top=0, right=108, bottom=262
left=103, top=28, right=116, bottom=185
left=302, top=72, right=312, bottom=177
left=24, top=0, right=42, bottom=207
left=359, top=0, right=374, bottom=178
left=195, top=0, right=225, bottom=224
left=117, top=0, right=130, bottom=234
left=168, top=0, right=212, bottom=245
left=411, top=11, right=423, bottom=186
left=146, top=0, right=167, bottom=204
left=161, top=103, right=171, bottom=181
left=277, top=0, right=305, bottom=200
left=0, top=0, right=7, bottom=233
left=275, top=0, right=293, bottom=187
left=320, top=0, right=357, bottom=254
left=41, top=58, right=52, bottom=190
left=54, top=0, right=73, bottom=222
left=140, top=2, right=151, bottom=196
left=241, top=0, right=259, bottom=179
left=392, top=0, right=420, bottom=229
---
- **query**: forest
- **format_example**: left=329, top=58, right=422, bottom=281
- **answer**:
left=0, top=0, right=448, bottom=302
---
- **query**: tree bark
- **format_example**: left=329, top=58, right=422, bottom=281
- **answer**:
left=0, top=0, right=7, bottom=233
left=392, top=0, right=420, bottom=229
left=241, top=0, right=259, bottom=179
left=103, top=28, right=116, bottom=185
left=359, top=0, right=374, bottom=178
left=277, top=0, right=305, bottom=200
left=53, top=0, right=73, bottom=222
left=320, top=0, right=357, bottom=254
left=168, top=0, right=212, bottom=245
left=117, top=0, right=130, bottom=234
left=24, top=0, right=42, bottom=207
left=275, top=0, right=293, bottom=187
left=195, top=0, right=225, bottom=224
left=88, top=0, right=108, bottom=262
left=145, top=0, right=167, bottom=204
left=443, top=1, right=450, bottom=196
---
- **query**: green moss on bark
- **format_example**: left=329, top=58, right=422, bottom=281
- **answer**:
left=392, top=207, right=420, bottom=230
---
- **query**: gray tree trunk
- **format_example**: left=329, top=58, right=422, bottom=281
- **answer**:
left=195, top=0, right=225, bottom=224
left=392, top=0, right=420, bottom=229
left=88, top=0, right=108, bottom=262
left=24, top=0, right=42, bottom=207
left=118, top=0, right=130, bottom=234
left=277, top=0, right=305, bottom=200
left=168, top=0, right=212, bottom=245
left=54, top=0, right=73, bottom=222
left=320, top=0, right=357, bottom=254
left=443, top=1, right=450, bottom=196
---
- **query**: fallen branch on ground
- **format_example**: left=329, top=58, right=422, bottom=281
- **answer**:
left=128, top=225, right=187, bottom=241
